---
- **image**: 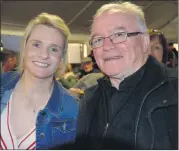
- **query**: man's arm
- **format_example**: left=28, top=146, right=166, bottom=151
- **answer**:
left=76, top=98, right=88, bottom=137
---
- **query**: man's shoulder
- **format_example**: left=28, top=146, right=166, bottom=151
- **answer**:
left=85, top=83, right=100, bottom=93
left=82, top=84, right=101, bottom=103
left=165, top=67, right=178, bottom=93
left=165, top=67, right=178, bottom=79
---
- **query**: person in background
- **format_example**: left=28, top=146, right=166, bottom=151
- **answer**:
left=1, top=49, right=18, bottom=73
left=168, top=42, right=178, bottom=68
left=168, top=42, right=178, bottom=59
left=166, top=44, right=177, bottom=68
left=1, top=13, right=78, bottom=150
left=0, top=50, right=9, bottom=72
left=1, top=40, right=3, bottom=52
left=88, top=50, right=101, bottom=73
left=76, top=1, right=178, bottom=150
left=76, top=57, right=94, bottom=79
left=57, top=63, right=78, bottom=89
left=148, top=29, right=167, bottom=64
left=70, top=51, right=103, bottom=97
left=70, top=72, right=104, bottom=98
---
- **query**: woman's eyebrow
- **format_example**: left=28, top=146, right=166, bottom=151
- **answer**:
left=29, top=40, right=62, bottom=48
left=50, top=43, right=63, bottom=49
left=29, top=39, right=42, bottom=43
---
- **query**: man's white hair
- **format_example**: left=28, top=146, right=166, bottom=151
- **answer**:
left=93, top=1, right=147, bottom=32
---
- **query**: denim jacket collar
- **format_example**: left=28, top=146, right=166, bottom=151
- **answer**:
left=2, top=72, right=66, bottom=115
left=46, top=79, right=64, bottom=114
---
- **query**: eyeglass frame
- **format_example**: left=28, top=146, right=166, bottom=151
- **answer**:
left=89, top=31, right=144, bottom=49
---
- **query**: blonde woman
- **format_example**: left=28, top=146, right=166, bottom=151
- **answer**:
left=1, top=13, right=78, bottom=149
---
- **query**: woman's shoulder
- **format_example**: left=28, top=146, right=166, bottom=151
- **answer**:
left=56, top=80, right=79, bottom=102
left=1, top=71, right=20, bottom=79
left=1, top=71, right=20, bottom=88
left=55, top=80, right=79, bottom=118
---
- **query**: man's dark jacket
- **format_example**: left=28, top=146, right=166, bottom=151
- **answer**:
left=76, top=56, right=178, bottom=150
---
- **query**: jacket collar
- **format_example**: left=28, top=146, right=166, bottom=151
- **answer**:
left=143, top=56, right=167, bottom=87
left=3, top=72, right=65, bottom=114
left=98, top=56, right=168, bottom=90
left=46, top=79, right=64, bottom=114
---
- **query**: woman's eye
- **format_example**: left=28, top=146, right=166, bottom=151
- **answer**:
left=154, top=45, right=162, bottom=51
left=155, top=46, right=160, bottom=50
left=32, top=43, right=40, bottom=48
left=49, top=47, right=59, bottom=52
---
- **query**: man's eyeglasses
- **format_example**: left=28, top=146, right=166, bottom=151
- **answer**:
left=89, top=31, right=143, bottom=49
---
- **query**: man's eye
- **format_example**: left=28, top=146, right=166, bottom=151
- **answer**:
left=114, top=32, right=124, bottom=37
left=93, top=38, right=103, bottom=44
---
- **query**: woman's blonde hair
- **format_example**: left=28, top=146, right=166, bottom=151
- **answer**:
left=18, top=12, right=70, bottom=76
left=93, top=1, right=147, bottom=32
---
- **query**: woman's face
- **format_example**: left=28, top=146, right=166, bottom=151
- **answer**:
left=150, top=37, right=163, bottom=63
left=24, top=24, right=65, bottom=79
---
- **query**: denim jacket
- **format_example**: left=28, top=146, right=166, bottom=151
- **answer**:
left=1, top=71, right=79, bottom=149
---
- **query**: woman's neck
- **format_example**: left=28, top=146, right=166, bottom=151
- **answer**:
left=20, top=70, right=54, bottom=97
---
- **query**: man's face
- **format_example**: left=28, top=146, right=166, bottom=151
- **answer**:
left=2, top=56, right=17, bottom=72
left=168, top=45, right=173, bottom=52
left=82, top=61, right=93, bottom=72
left=91, top=12, right=149, bottom=78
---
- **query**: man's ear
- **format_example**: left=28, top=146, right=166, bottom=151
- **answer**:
left=142, top=33, right=150, bottom=54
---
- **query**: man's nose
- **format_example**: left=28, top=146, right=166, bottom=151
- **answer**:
left=103, top=37, right=115, bottom=51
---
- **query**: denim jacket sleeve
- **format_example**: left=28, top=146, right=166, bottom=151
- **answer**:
left=1, top=71, right=20, bottom=113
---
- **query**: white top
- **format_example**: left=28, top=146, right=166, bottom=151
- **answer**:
left=0, top=93, right=36, bottom=149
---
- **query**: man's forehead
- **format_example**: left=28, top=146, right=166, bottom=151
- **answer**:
left=93, top=11, right=136, bottom=24
left=91, top=13, right=137, bottom=37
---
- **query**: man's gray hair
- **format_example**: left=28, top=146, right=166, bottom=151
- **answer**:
left=93, top=1, right=147, bottom=32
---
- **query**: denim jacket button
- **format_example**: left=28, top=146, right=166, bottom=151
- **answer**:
left=40, top=133, right=45, bottom=138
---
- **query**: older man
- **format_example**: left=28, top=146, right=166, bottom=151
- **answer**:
left=76, top=2, right=178, bottom=150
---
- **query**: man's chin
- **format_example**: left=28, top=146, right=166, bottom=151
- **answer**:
left=107, top=69, right=136, bottom=80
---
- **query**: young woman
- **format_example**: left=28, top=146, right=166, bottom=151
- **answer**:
left=1, top=13, right=78, bottom=150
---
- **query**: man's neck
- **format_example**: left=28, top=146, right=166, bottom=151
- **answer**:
left=110, top=68, right=136, bottom=89
left=110, top=55, right=148, bottom=89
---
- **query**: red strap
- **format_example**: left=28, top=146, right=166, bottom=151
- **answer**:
left=0, top=135, right=7, bottom=150
left=7, top=103, right=15, bottom=149
left=26, top=141, right=36, bottom=150
left=18, top=128, right=35, bottom=148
